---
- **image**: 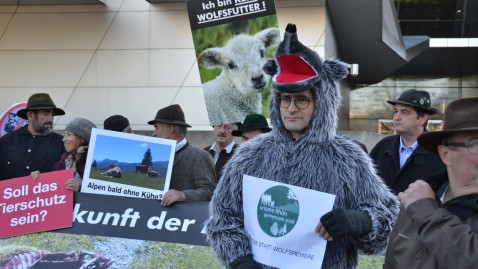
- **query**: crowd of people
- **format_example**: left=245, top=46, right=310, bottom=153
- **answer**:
left=1, top=23, right=477, bottom=269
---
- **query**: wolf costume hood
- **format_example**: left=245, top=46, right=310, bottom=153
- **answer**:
left=206, top=24, right=399, bottom=269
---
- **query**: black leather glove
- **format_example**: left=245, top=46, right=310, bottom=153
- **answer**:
left=230, top=254, right=260, bottom=269
left=320, top=209, right=372, bottom=240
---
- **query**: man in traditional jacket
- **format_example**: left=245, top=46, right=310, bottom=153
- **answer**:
left=148, top=104, right=216, bottom=206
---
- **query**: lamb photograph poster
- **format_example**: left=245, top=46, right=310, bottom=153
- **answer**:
left=81, top=128, right=176, bottom=201
left=186, top=0, right=279, bottom=126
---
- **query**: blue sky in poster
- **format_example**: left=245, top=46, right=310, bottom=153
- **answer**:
left=93, top=134, right=172, bottom=164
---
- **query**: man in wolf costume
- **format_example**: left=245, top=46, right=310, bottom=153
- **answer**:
left=205, top=23, right=399, bottom=269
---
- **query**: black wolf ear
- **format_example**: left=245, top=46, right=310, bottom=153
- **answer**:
left=262, top=59, right=278, bottom=77
left=323, top=59, right=349, bottom=81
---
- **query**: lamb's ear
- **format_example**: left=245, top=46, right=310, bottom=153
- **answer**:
left=322, top=59, right=349, bottom=81
left=198, top=48, right=224, bottom=69
left=263, top=59, right=278, bottom=77
left=255, top=27, right=281, bottom=49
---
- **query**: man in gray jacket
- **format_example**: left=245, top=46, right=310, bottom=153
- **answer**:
left=206, top=24, right=399, bottom=269
left=148, top=104, right=216, bottom=206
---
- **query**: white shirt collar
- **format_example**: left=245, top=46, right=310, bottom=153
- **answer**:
left=210, top=140, right=235, bottom=154
left=175, top=138, right=187, bottom=152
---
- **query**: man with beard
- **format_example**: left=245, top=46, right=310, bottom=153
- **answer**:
left=0, top=93, right=66, bottom=180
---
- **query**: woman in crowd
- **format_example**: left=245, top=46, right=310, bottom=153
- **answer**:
left=32, top=117, right=96, bottom=192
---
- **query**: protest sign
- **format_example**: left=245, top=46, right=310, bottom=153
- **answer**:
left=0, top=192, right=211, bottom=268
left=0, top=170, right=74, bottom=238
left=0, top=102, right=27, bottom=138
left=186, top=0, right=277, bottom=30
left=243, top=175, right=336, bottom=269
left=56, top=192, right=209, bottom=246
left=186, top=0, right=279, bottom=126
left=81, top=129, right=175, bottom=201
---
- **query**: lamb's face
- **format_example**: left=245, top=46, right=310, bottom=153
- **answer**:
left=221, top=35, right=270, bottom=95
left=198, top=28, right=280, bottom=96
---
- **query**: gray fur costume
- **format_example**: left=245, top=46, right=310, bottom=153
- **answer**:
left=206, top=24, right=399, bottom=269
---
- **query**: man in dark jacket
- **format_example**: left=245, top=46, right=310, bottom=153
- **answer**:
left=204, top=122, right=241, bottom=179
left=384, top=97, right=478, bottom=269
left=0, top=93, right=65, bottom=180
left=370, top=89, right=446, bottom=193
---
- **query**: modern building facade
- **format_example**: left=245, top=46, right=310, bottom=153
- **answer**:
left=0, top=0, right=476, bottom=141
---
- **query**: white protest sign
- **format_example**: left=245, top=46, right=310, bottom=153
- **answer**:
left=82, top=129, right=176, bottom=201
left=243, top=175, right=335, bottom=268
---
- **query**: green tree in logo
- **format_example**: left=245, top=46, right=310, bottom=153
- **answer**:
left=257, top=185, right=300, bottom=237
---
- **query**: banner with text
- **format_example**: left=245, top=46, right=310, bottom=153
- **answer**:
left=243, top=175, right=336, bottom=269
left=0, top=170, right=74, bottom=238
left=187, top=0, right=279, bottom=126
left=0, top=193, right=212, bottom=268
left=187, top=0, right=277, bottom=30
left=56, top=192, right=209, bottom=246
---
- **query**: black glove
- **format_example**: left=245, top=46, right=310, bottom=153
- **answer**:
left=230, top=254, right=260, bottom=269
left=320, top=209, right=372, bottom=240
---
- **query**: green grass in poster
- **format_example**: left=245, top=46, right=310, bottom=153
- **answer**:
left=90, top=167, right=166, bottom=190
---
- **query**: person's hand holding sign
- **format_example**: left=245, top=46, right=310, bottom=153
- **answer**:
left=31, top=170, right=80, bottom=192
left=65, top=178, right=81, bottom=192
left=316, top=209, right=372, bottom=242
left=161, top=189, right=186, bottom=207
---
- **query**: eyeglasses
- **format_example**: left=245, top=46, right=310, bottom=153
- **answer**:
left=277, top=96, right=313, bottom=109
left=444, top=140, right=478, bottom=154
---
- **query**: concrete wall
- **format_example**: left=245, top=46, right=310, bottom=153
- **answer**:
left=0, top=0, right=329, bottom=132
left=133, top=130, right=385, bottom=152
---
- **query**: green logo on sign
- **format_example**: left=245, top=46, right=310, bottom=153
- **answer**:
left=257, top=185, right=299, bottom=237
